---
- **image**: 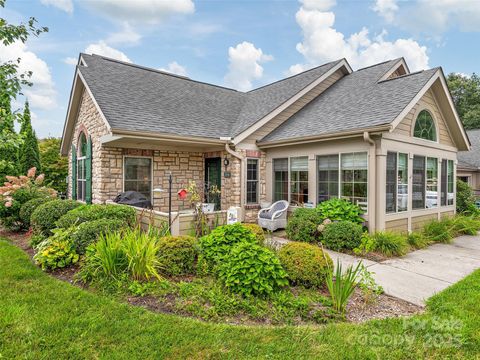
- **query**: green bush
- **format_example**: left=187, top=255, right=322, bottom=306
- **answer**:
left=56, top=204, right=137, bottom=229
left=29, top=233, right=47, bottom=248
left=19, top=197, right=53, bottom=229
left=372, top=232, right=409, bottom=257
left=422, top=219, right=454, bottom=243
left=122, top=228, right=162, bottom=281
left=285, top=208, right=322, bottom=242
left=322, top=221, right=363, bottom=251
left=353, top=232, right=376, bottom=255
left=407, top=232, right=430, bottom=249
left=278, top=242, right=333, bottom=288
left=217, top=242, right=288, bottom=297
left=157, top=235, right=197, bottom=276
left=31, top=199, right=81, bottom=236
left=242, top=223, right=265, bottom=245
left=326, top=260, right=362, bottom=314
left=72, top=218, right=126, bottom=255
left=456, top=180, right=478, bottom=214
left=316, top=198, right=364, bottom=224
left=449, top=215, right=480, bottom=236
left=198, top=223, right=257, bottom=270
left=33, top=227, right=79, bottom=270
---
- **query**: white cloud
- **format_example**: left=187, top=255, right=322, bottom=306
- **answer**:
left=300, top=0, right=337, bottom=11
left=289, top=2, right=429, bottom=74
left=40, top=0, right=73, bottom=14
left=84, top=0, right=194, bottom=24
left=159, top=61, right=188, bottom=77
left=85, top=41, right=131, bottom=63
left=63, top=57, right=77, bottom=65
left=224, top=42, right=273, bottom=91
left=106, top=22, right=141, bottom=46
left=372, top=0, right=398, bottom=22
left=0, top=41, right=57, bottom=110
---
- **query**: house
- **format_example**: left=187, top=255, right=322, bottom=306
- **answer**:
left=60, top=54, right=470, bottom=233
left=458, top=129, right=480, bottom=195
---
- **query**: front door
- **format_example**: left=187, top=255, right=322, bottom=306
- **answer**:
left=205, top=157, right=222, bottom=210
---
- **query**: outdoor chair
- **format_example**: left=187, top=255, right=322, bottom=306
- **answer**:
left=257, top=200, right=289, bottom=232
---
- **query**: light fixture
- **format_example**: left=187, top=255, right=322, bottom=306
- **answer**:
left=223, top=158, right=230, bottom=166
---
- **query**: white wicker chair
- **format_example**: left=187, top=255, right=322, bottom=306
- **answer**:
left=257, top=200, right=289, bottom=232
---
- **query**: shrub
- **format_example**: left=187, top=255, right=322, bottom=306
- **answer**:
left=278, top=242, right=333, bottom=288
left=72, top=218, right=126, bottom=255
left=316, top=198, right=364, bottom=224
left=422, top=219, right=454, bottom=243
left=456, top=180, right=478, bottom=215
left=322, top=221, right=363, bottom=251
left=56, top=204, right=137, bottom=229
left=449, top=215, right=480, bottom=236
left=372, top=232, right=409, bottom=257
left=19, top=197, right=53, bottom=229
left=122, top=228, right=162, bottom=281
left=242, top=223, right=265, bottom=245
left=326, top=260, right=362, bottom=314
left=217, top=242, right=288, bottom=297
left=198, top=223, right=257, bottom=269
left=30, top=233, right=47, bottom=248
left=285, top=208, right=322, bottom=242
left=157, top=235, right=197, bottom=276
left=33, top=227, right=79, bottom=270
left=31, top=199, right=81, bottom=236
left=407, top=232, right=430, bottom=249
left=353, top=232, right=376, bottom=256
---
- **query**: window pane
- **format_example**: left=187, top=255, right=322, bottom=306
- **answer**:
left=246, top=159, right=259, bottom=204
left=412, top=155, right=425, bottom=209
left=426, top=157, right=438, bottom=208
left=291, top=157, right=308, bottom=205
left=340, top=152, right=368, bottom=211
left=273, top=158, right=288, bottom=202
left=386, top=152, right=397, bottom=213
left=397, top=153, right=408, bottom=212
left=317, top=154, right=339, bottom=203
left=290, top=157, right=308, bottom=171
left=414, top=110, right=437, bottom=141
left=448, top=160, right=454, bottom=205
left=124, top=157, right=152, bottom=199
left=441, top=159, right=447, bottom=206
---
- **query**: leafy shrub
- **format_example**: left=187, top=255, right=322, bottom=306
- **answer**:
left=157, top=235, right=197, bottom=276
left=278, top=242, right=333, bottom=288
left=19, top=197, right=53, bottom=229
left=322, top=221, right=363, bottom=251
left=372, top=231, right=409, bottom=257
left=316, top=198, right=364, bottom=224
left=122, top=228, right=162, bottom=281
left=285, top=208, right=322, bottom=242
left=456, top=180, right=478, bottom=215
left=33, top=227, right=79, bottom=270
left=326, top=260, right=362, bottom=314
left=449, top=215, right=480, bottom=236
left=353, top=232, right=377, bottom=255
left=31, top=199, right=81, bottom=236
left=242, top=223, right=265, bottom=245
left=29, top=233, right=47, bottom=248
left=56, top=204, right=137, bottom=229
left=407, top=232, right=430, bottom=249
left=217, top=242, right=288, bottom=297
left=72, top=218, right=126, bottom=255
left=198, top=223, right=257, bottom=270
left=422, top=219, right=454, bottom=243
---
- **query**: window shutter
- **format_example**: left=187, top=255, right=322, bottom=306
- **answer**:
left=85, top=136, right=93, bottom=204
left=71, top=144, right=77, bottom=200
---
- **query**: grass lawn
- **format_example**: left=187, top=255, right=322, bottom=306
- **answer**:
left=0, top=238, right=479, bottom=359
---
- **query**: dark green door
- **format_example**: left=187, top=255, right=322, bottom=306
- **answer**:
left=205, top=157, right=221, bottom=210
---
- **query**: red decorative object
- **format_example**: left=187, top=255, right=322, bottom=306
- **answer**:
left=178, top=188, right=188, bottom=200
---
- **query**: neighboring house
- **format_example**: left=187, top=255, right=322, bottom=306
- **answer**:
left=61, top=54, right=470, bottom=232
left=458, top=129, right=480, bottom=195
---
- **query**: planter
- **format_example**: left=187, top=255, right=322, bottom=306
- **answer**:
left=201, top=203, right=215, bottom=213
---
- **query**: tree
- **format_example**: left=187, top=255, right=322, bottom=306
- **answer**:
left=19, top=123, right=41, bottom=175
left=447, top=73, right=480, bottom=129
left=39, top=137, right=68, bottom=193
left=20, top=99, right=31, bottom=135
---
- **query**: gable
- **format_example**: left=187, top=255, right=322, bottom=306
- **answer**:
left=394, top=88, right=455, bottom=147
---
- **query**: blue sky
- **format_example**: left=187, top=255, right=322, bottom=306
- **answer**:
left=1, top=0, right=479, bottom=138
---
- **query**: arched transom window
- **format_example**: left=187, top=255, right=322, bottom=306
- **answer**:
left=413, top=110, right=437, bottom=141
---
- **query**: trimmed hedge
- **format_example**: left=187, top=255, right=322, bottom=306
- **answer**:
left=19, top=197, right=54, bottom=229
left=157, top=235, right=197, bottom=276
left=285, top=208, right=322, bottom=243
left=72, top=218, right=126, bottom=254
left=278, top=242, right=333, bottom=288
left=322, top=221, right=363, bottom=251
left=56, top=204, right=137, bottom=229
left=31, top=200, right=81, bottom=236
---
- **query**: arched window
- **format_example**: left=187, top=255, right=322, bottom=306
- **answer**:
left=77, top=132, right=87, bottom=201
left=413, top=110, right=437, bottom=141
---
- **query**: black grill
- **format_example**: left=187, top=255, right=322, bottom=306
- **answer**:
left=113, top=191, right=152, bottom=209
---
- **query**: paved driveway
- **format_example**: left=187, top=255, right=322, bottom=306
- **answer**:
left=325, top=235, right=480, bottom=306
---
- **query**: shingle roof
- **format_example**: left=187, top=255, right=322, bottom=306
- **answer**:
left=79, top=54, right=341, bottom=139
left=458, top=129, right=480, bottom=168
left=261, top=61, right=439, bottom=142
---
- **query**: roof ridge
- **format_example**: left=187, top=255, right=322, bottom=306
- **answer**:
left=355, top=58, right=401, bottom=72
left=378, top=67, right=440, bottom=83
left=81, top=53, right=241, bottom=93
left=246, top=59, right=343, bottom=93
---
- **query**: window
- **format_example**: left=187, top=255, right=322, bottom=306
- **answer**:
left=290, top=157, right=308, bottom=205
left=441, top=159, right=447, bottom=206
left=246, top=159, right=259, bottom=204
left=341, top=152, right=368, bottom=210
left=414, top=110, right=437, bottom=141
left=317, top=154, right=339, bottom=203
left=386, top=152, right=409, bottom=213
left=412, top=155, right=425, bottom=209
left=448, top=160, right=454, bottom=205
left=124, top=157, right=152, bottom=199
left=76, top=132, right=87, bottom=201
left=426, top=157, right=438, bottom=208
left=273, top=158, right=288, bottom=202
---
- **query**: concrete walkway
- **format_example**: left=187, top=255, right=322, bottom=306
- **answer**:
left=272, top=235, right=480, bottom=306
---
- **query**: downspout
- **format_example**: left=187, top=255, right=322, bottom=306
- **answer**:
left=225, top=142, right=245, bottom=219
left=363, top=132, right=376, bottom=232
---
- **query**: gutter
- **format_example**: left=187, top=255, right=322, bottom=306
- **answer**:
left=109, top=129, right=227, bottom=146
left=363, top=131, right=376, bottom=232
left=224, top=142, right=246, bottom=217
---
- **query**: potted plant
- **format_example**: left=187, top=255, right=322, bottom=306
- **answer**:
left=202, top=184, right=221, bottom=213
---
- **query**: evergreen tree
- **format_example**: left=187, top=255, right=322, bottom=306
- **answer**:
left=19, top=112, right=41, bottom=174
left=20, top=99, right=31, bottom=135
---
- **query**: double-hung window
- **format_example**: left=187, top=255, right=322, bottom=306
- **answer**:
left=124, top=157, right=152, bottom=200
left=317, top=154, right=339, bottom=203
left=341, top=152, right=368, bottom=210
left=412, top=156, right=426, bottom=209
left=426, top=157, right=438, bottom=208
left=386, top=152, right=408, bottom=213
left=246, top=159, right=259, bottom=204
left=290, top=157, right=309, bottom=206
left=412, top=155, right=438, bottom=209
left=447, top=160, right=454, bottom=205
left=77, top=132, right=87, bottom=202
left=273, top=158, right=288, bottom=202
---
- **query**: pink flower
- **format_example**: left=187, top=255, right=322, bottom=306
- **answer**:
left=5, top=201, right=12, bottom=208
left=35, top=174, right=45, bottom=185
left=27, top=167, right=36, bottom=178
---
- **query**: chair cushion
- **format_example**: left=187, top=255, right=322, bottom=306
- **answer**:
left=259, top=201, right=287, bottom=219
left=259, top=210, right=272, bottom=219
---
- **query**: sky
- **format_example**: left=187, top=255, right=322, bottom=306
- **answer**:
left=1, top=0, right=480, bottom=139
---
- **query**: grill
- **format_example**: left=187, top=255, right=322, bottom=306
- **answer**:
left=113, top=191, right=152, bottom=209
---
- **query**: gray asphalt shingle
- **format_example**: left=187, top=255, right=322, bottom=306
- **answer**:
left=458, top=129, right=480, bottom=168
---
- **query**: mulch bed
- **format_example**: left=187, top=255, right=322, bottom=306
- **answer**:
left=2, top=229, right=424, bottom=324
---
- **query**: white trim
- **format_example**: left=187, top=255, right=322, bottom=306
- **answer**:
left=122, top=155, right=154, bottom=203
left=385, top=151, right=409, bottom=215
left=378, top=58, right=410, bottom=82
left=233, top=59, right=352, bottom=145
left=410, top=107, right=440, bottom=144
